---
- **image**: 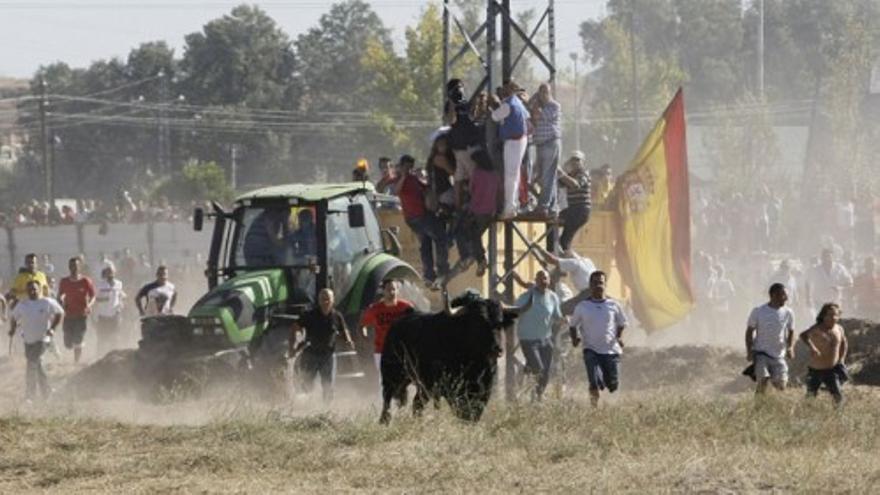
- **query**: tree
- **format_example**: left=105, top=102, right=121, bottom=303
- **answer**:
left=583, top=19, right=685, bottom=166
left=296, top=0, right=391, bottom=113
left=179, top=5, right=301, bottom=184
left=153, top=160, right=233, bottom=203
left=181, top=5, right=299, bottom=109
left=361, top=4, right=460, bottom=150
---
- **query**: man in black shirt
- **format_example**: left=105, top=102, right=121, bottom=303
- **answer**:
left=290, top=288, right=353, bottom=402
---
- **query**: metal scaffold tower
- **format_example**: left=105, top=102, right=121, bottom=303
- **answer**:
left=442, top=0, right=558, bottom=400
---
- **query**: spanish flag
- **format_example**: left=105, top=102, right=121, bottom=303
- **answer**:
left=615, top=89, right=694, bottom=331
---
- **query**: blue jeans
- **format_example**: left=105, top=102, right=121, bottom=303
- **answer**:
left=535, top=139, right=559, bottom=212
left=806, top=367, right=843, bottom=403
left=583, top=349, right=620, bottom=392
left=406, top=214, right=450, bottom=281
left=454, top=213, right=493, bottom=262
left=520, top=338, right=553, bottom=398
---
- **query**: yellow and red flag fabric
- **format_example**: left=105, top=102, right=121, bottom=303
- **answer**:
left=615, top=89, right=694, bottom=331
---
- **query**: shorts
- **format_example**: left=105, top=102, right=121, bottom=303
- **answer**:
left=754, top=352, right=788, bottom=384
left=583, top=349, right=620, bottom=392
left=63, top=317, right=88, bottom=349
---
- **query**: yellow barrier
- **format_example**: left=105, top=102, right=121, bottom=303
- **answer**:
left=377, top=209, right=624, bottom=302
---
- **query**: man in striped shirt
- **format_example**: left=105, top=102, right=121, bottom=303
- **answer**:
left=554, top=151, right=592, bottom=251
left=530, top=83, right=562, bottom=216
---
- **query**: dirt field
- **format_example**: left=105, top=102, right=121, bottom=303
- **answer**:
left=2, top=320, right=880, bottom=493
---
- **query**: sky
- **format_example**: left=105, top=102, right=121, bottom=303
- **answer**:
left=0, top=0, right=605, bottom=79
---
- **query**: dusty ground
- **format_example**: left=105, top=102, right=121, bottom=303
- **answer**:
left=2, top=320, right=880, bottom=493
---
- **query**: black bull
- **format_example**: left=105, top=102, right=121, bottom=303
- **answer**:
left=379, top=296, right=518, bottom=423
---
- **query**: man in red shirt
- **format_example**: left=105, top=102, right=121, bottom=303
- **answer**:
left=393, top=154, right=449, bottom=287
left=359, top=279, right=414, bottom=374
left=58, top=257, right=96, bottom=364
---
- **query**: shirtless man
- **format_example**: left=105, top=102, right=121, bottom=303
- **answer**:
left=799, top=303, right=848, bottom=404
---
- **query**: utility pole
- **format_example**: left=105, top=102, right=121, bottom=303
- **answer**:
left=548, top=0, right=556, bottom=87
left=157, top=70, right=169, bottom=175
left=37, top=77, right=52, bottom=205
left=442, top=0, right=450, bottom=114
left=758, top=0, right=765, bottom=99
left=570, top=52, right=581, bottom=151
left=629, top=0, right=640, bottom=142
left=230, top=144, right=238, bottom=191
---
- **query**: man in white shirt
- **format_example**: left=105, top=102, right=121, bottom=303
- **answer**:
left=7, top=280, right=64, bottom=401
left=745, top=283, right=796, bottom=394
left=135, top=265, right=177, bottom=317
left=569, top=270, right=628, bottom=407
left=806, top=248, right=853, bottom=310
left=95, top=264, right=127, bottom=356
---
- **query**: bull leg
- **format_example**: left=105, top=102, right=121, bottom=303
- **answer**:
left=380, top=387, right=393, bottom=425
left=413, top=387, right=428, bottom=417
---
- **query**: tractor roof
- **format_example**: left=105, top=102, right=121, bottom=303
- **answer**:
left=235, top=182, right=374, bottom=203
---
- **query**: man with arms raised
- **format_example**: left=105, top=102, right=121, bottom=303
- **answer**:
left=569, top=271, right=627, bottom=407
left=800, top=303, right=848, bottom=405
left=8, top=280, right=64, bottom=401
left=745, top=283, right=796, bottom=395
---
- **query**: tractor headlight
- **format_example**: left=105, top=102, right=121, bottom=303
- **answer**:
left=193, top=327, right=205, bottom=336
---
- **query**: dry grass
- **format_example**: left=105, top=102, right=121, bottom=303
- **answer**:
left=1, top=384, right=878, bottom=494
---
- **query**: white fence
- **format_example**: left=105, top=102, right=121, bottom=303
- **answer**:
left=1, top=221, right=213, bottom=280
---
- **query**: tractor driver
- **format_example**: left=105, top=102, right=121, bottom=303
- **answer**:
left=243, top=207, right=289, bottom=266
left=288, top=209, right=317, bottom=259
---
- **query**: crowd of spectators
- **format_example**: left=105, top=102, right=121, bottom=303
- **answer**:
left=355, top=77, right=616, bottom=287
left=0, top=192, right=205, bottom=228
left=690, top=185, right=880, bottom=345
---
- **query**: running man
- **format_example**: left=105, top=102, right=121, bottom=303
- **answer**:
left=57, top=257, right=96, bottom=364
left=95, top=264, right=126, bottom=356
left=8, top=280, right=64, bottom=401
left=745, top=283, right=796, bottom=395
left=515, top=270, right=564, bottom=401
left=800, top=303, right=848, bottom=405
left=290, top=288, right=353, bottom=402
left=359, top=279, right=414, bottom=372
left=135, top=265, right=177, bottom=316
left=6, top=253, right=49, bottom=304
left=569, top=271, right=627, bottom=407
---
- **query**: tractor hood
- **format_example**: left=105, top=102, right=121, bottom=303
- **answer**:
left=188, top=269, right=289, bottom=346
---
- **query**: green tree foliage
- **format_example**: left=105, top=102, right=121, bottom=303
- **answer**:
left=153, top=160, right=232, bottom=203
left=296, top=0, right=391, bottom=113
left=362, top=4, right=457, bottom=150
left=584, top=19, right=685, bottom=165
left=181, top=5, right=299, bottom=109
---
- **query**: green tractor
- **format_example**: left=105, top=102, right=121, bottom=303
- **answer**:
left=132, top=182, right=424, bottom=398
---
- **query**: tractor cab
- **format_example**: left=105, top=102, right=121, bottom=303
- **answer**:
left=197, top=183, right=387, bottom=301
left=188, top=183, right=413, bottom=349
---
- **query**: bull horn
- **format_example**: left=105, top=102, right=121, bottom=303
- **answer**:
left=442, top=289, right=452, bottom=315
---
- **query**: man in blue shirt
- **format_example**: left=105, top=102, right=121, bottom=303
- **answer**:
left=515, top=270, right=564, bottom=401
